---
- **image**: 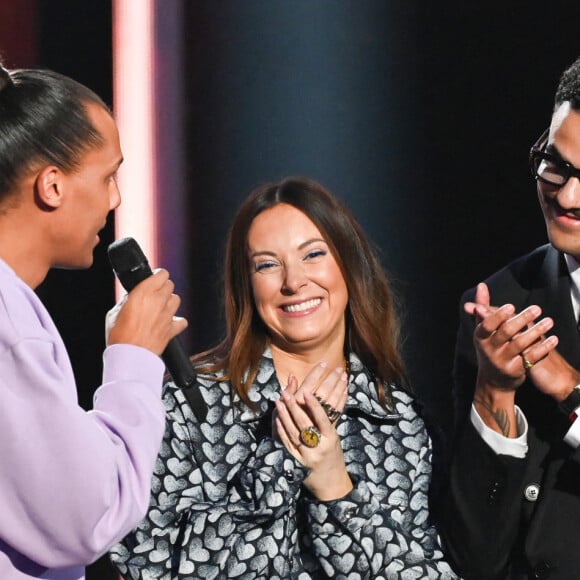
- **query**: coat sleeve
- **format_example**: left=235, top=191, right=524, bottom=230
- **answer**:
left=442, top=419, right=527, bottom=580
left=439, top=291, right=528, bottom=580
left=0, top=340, right=166, bottom=568
left=301, top=415, right=459, bottom=579
left=111, top=386, right=310, bottom=579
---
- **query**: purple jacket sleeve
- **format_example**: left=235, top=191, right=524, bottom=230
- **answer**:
left=0, top=339, right=166, bottom=568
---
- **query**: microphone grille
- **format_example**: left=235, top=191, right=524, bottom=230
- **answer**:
left=107, top=237, right=147, bottom=273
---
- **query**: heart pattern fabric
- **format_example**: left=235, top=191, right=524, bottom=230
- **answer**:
left=110, top=351, right=458, bottom=579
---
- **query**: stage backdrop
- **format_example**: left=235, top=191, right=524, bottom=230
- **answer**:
left=2, top=2, right=580, bottom=580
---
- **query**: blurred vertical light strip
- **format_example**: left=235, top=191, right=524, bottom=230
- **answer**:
left=112, top=0, right=158, bottom=285
left=112, top=0, right=191, bottom=337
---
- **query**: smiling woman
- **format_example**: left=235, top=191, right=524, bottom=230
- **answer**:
left=248, top=203, right=349, bottom=367
left=110, top=176, right=460, bottom=579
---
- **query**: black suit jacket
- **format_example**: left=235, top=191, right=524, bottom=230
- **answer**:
left=442, top=244, right=580, bottom=580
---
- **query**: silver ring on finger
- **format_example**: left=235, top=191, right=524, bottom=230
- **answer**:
left=315, top=395, right=342, bottom=424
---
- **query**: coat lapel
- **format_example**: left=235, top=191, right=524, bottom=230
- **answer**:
left=529, top=247, right=580, bottom=369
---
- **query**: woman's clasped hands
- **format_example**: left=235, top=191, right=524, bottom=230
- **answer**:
left=274, top=362, right=353, bottom=500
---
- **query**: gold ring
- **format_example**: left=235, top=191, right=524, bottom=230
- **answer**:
left=315, top=395, right=342, bottom=423
left=299, top=426, right=321, bottom=448
left=523, top=358, right=535, bottom=371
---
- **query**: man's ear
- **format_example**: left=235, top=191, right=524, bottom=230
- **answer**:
left=34, top=165, right=65, bottom=210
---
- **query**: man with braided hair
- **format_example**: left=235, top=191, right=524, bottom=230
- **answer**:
left=0, top=62, right=187, bottom=579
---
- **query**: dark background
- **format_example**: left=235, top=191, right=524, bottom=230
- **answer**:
left=1, top=2, right=579, bottom=578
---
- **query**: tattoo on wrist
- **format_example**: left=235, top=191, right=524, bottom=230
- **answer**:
left=474, top=397, right=511, bottom=437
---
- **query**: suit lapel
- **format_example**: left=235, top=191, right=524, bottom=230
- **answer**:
left=529, top=247, right=580, bottom=369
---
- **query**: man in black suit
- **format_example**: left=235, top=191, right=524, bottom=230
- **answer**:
left=442, top=57, right=580, bottom=580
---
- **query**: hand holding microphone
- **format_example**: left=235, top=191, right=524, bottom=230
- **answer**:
left=107, top=237, right=206, bottom=422
left=105, top=268, right=186, bottom=355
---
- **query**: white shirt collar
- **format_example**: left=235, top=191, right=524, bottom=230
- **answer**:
left=564, top=253, right=580, bottom=321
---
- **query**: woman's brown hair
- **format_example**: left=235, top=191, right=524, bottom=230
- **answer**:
left=193, top=176, right=408, bottom=407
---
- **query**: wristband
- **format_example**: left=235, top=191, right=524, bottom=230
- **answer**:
left=558, top=384, right=580, bottom=418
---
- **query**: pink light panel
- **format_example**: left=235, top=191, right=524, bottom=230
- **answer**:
left=112, top=0, right=158, bottom=297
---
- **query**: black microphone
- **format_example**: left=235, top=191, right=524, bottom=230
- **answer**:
left=107, top=237, right=206, bottom=422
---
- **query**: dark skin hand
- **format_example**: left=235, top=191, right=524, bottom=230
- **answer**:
left=467, top=282, right=561, bottom=437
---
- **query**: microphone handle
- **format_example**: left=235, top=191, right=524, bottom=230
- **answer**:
left=108, top=238, right=206, bottom=421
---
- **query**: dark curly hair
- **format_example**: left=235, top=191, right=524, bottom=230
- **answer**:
left=555, top=56, right=580, bottom=110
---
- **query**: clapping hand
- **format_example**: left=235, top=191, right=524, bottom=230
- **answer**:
left=274, top=363, right=352, bottom=500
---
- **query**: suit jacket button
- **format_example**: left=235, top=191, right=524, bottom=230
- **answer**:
left=524, top=483, right=540, bottom=502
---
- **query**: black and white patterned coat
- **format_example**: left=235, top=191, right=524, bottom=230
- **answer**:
left=110, top=351, right=458, bottom=579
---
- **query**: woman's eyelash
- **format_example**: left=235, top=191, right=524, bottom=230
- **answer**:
left=255, top=261, right=277, bottom=272
left=305, top=249, right=326, bottom=259
left=253, top=249, right=326, bottom=271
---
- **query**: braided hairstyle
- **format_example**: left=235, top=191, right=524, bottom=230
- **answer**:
left=0, top=61, right=109, bottom=203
